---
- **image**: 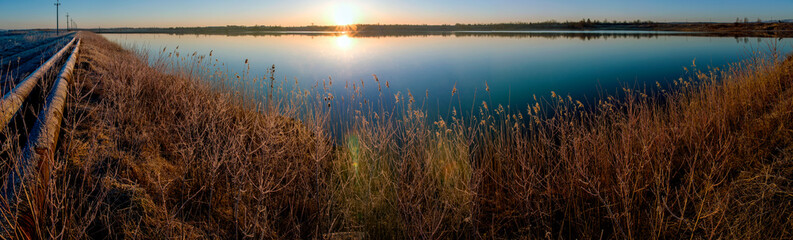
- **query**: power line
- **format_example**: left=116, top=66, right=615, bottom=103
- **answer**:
left=54, top=0, right=61, bottom=34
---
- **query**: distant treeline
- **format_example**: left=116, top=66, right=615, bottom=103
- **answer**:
left=89, top=20, right=657, bottom=33
left=84, top=21, right=793, bottom=37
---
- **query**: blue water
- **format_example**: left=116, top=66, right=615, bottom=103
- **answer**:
left=103, top=32, right=792, bottom=117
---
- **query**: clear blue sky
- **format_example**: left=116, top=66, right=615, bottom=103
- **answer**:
left=1, top=0, right=791, bottom=29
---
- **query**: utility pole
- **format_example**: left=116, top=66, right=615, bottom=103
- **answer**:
left=54, top=0, right=61, bottom=34
left=66, top=13, right=70, bottom=31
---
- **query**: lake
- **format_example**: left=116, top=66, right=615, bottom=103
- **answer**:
left=102, top=32, right=793, bottom=117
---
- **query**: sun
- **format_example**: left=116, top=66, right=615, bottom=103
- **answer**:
left=333, top=3, right=358, bottom=26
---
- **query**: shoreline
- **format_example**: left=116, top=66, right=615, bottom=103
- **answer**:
left=2, top=31, right=792, bottom=238
left=78, top=22, right=793, bottom=38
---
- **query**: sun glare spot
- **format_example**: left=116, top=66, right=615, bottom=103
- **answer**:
left=333, top=3, right=357, bottom=26
left=335, top=34, right=353, bottom=49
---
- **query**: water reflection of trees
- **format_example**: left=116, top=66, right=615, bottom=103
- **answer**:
left=91, top=22, right=793, bottom=38
left=98, top=30, right=723, bottom=41
left=94, top=27, right=791, bottom=41
left=452, top=32, right=668, bottom=40
left=231, top=31, right=679, bottom=41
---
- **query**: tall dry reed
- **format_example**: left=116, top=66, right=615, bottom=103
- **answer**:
left=1, top=32, right=791, bottom=239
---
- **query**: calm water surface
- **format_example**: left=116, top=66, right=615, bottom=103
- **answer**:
left=103, top=32, right=792, bottom=116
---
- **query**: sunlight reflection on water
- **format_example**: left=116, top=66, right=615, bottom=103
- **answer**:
left=103, top=32, right=793, bottom=118
left=335, top=34, right=354, bottom=50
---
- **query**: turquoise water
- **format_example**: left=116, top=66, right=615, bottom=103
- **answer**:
left=103, top=32, right=792, bottom=116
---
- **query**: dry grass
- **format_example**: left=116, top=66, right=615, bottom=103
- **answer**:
left=1, top=31, right=792, bottom=239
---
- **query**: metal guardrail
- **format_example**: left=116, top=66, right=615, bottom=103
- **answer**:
left=0, top=36, right=76, bottom=130
left=2, top=38, right=81, bottom=205
left=0, top=33, right=74, bottom=69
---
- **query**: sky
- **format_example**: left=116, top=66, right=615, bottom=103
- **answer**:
left=1, top=0, right=792, bottom=29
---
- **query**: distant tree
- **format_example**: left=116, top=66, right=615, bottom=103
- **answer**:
left=744, top=17, right=749, bottom=24
left=757, top=18, right=762, bottom=23
left=736, top=17, right=741, bottom=23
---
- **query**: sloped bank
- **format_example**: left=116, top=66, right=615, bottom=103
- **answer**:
left=3, top=31, right=792, bottom=239
left=53, top=32, right=331, bottom=239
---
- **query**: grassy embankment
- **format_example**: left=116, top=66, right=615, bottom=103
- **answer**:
left=2, top=31, right=792, bottom=239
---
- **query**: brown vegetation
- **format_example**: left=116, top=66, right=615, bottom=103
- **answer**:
left=655, top=22, right=793, bottom=37
left=2, top=31, right=792, bottom=239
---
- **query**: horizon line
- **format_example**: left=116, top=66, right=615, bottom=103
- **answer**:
left=6, top=19, right=792, bottom=31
